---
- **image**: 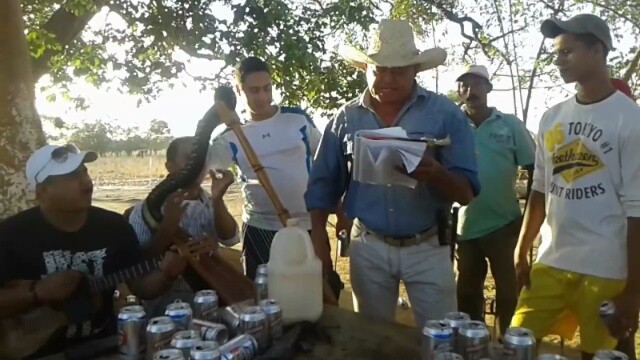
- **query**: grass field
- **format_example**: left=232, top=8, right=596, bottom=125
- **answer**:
left=87, top=154, right=635, bottom=358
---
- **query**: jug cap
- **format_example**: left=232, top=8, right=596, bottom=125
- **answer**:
left=286, top=218, right=300, bottom=227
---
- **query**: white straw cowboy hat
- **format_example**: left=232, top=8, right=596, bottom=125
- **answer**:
left=338, top=19, right=447, bottom=72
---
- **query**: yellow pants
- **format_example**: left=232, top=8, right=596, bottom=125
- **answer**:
left=510, top=263, right=625, bottom=353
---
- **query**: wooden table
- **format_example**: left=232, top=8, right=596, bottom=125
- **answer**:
left=61, top=306, right=421, bottom=360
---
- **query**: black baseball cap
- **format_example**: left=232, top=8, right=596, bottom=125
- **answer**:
left=541, top=14, right=613, bottom=51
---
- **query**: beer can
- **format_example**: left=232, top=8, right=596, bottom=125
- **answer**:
left=503, top=327, right=536, bottom=360
left=220, top=334, right=259, bottom=360
left=538, top=354, right=569, bottom=360
left=170, top=330, right=201, bottom=359
left=152, top=349, right=185, bottom=360
left=458, top=320, right=490, bottom=360
left=259, top=298, right=283, bottom=344
left=256, top=264, right=268, bottom=277
left=146, top=316, right=176, bottom=359
left=194, top=289, right=219, bottom=322
left=165, top=300, right=193, bottom=331
left=435, top=352, right=464, bottom=360
left=190, top=340, right=222, bottom=360
left=192, top=319, right=230, bottom=344
left=118, top=305, right=147, bottom=358
left=238, top=306, right=269, bottom=351
left=444, top=311, right=470, bottom=353
left=254, top=273, right=268, bottom=303
left=599, top=300, right=615, bottom=326
left=219, top=304, right=243, bottom=336
left=422, top=320, right=454, bottom=360
left=594, top=350, right=629, bottom=360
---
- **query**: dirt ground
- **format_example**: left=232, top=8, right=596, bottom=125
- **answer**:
left=87, top=155, right=636, bottom=358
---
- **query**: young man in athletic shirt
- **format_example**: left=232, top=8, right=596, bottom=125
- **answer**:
left=207, top=57, right=332, bottom=281
left=511, top=14, right=640, bottom=358
left=0, top=144, right=186, bottom=359
left=128, top=136, right=239, bottom=315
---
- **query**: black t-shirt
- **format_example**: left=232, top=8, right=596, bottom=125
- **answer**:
left=0, top=206, right=144, bottom=358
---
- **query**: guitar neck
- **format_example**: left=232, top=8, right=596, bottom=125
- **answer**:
left=89, top=257, right=161, bottom=292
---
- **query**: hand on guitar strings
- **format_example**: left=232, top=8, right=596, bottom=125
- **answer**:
left=159, top=248, right=188, bottom=282
left=209, top=169, right=234, bottom=202
left=33, top=270, right=83, bottom=307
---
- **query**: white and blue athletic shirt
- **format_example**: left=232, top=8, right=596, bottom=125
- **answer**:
left=207, top=106, right=321, bottom=231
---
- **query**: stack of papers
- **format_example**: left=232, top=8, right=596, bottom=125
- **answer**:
left=352, top=127, right=449, bottom=188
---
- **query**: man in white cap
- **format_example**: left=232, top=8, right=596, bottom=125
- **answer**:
left=454, top=64, right=535, bottom=337
left=305, top=19, right=480, bottom=328
left=512, top=14, right=640, bottom=356
left=0, top=144, right=186, bottom=358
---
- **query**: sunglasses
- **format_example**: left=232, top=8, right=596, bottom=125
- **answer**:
left=34, top=144, right=81, bottom=184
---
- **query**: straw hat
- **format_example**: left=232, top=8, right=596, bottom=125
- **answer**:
left=338, top=19, right=447, bottom=72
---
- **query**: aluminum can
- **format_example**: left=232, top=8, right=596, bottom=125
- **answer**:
left=599, top=300, right=615, bottom=326
left=220, top=334, right=259, bottom=360
left=238, top=306, right=269, bottom=351
left=502, top=327, right=536, bottom=360
left=219, top=304, right=243, bottom=336
left=190, top=340, right=222, bottom=360
left=443, top=311, right=470, bottom=353
left=118, top=305, right=147, bottom=359
left=194, top=289, right=219, bottom=322
left=259, top=298, right=283, bottom=344
left=254, top=273, right=268, bottom=303
left=256, top=264, right=268, bottom=277
left=170, top=330, right=201, bottom=359
left=145, top=316, right=176, bottom=359
left=165, top=300, right=193, bottom=331
left=152, top=349, right=185, bottom=360
left=192, top=319, right=230, bottom=344
left=458, top=320, right=490, bottom=360
left=594, top=350, right=629, bottom=360
left=422, top=320, right=454, bottom=360
left=434, top=352, right=464, bottom=360
left=538, top=355, right=569, bottom=360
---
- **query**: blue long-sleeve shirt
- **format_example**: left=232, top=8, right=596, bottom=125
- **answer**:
left=304, top=86, right=480, bottom=237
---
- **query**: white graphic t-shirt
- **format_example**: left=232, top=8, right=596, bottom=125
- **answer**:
left=532, top=91, right=640, bottom=279
left=207, top=106, right=321, bottom=231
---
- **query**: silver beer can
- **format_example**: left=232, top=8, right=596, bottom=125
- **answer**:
left=594, top=350, right=629, bottom=360
left=194, top=289, right=219, bottom=322
left=422, top=320, right=454, bottom=360
left=458, top=320, right=490, bottom=360
left=219, top=304, right=243, bottom=336
left=192, top=319, right=230, bottom=344
left=254, top=274, right=268, bottom=303
left=190, top=340, right=222, bottom=360
left=503, top=327, right=536, bottom=360
left=170, top=330, right=201, bottom=359
left=599, top=300, right=615, bottom=326
left=220, top=334, right=259, bottom=360
left=256, top=264, right=268, bottom=276
left=152, top=349, right=185, bottom=360
left=165, top=300, right=193, bottom=331
left=538, top=354, right=569, bottom=360
left=435, top=352, right=464, bottom=360
left=238, top=306, right=269, bottom=351
left=444, top=311, right=470, bottom=353
left=118, top=305, right=147, bottom=359
left=259, top=298, right=283, bottom=344
left=146, top=316, right=176, bottom=359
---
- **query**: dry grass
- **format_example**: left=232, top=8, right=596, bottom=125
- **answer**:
left=88, top=155, right=636, bottom=359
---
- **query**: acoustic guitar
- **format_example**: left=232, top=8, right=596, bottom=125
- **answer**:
left=0, top=240, right=216, bottom=359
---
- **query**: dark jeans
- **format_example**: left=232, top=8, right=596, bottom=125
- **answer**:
left=616, top=331, right=637, bottom=360
left=242, top=223, right=343, bottom=299
left=456, top=217, right=521, bottom=336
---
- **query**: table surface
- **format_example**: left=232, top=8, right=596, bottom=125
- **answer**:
left=80, top=305, right=421, bottom=360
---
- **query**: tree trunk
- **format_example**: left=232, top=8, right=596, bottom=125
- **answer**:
left=0, top=0, right=46, bottom=218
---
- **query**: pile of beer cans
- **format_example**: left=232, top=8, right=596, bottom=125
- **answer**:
left=118, top=291, right=282, bottom=360
left=421, top=311, right=629, bottom=360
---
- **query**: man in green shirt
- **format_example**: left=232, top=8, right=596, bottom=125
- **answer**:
left=455, top=65, right=535, bottom=336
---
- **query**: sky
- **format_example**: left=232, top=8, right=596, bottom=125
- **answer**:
left=35, top=2, right=637, bottom=139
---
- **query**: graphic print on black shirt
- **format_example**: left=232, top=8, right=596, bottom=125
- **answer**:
left=0, top=206, right=144, bottom=357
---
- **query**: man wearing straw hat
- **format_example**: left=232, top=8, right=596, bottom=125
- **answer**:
left=305, top=19, right=480, bottom=328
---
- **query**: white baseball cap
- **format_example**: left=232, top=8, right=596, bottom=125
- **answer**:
left=456, top=65, right=491, bottom=82
left=26, top=144, right=97, bottom=190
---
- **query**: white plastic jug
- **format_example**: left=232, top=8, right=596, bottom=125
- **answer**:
left=267, top=219, right=323, bottom=324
